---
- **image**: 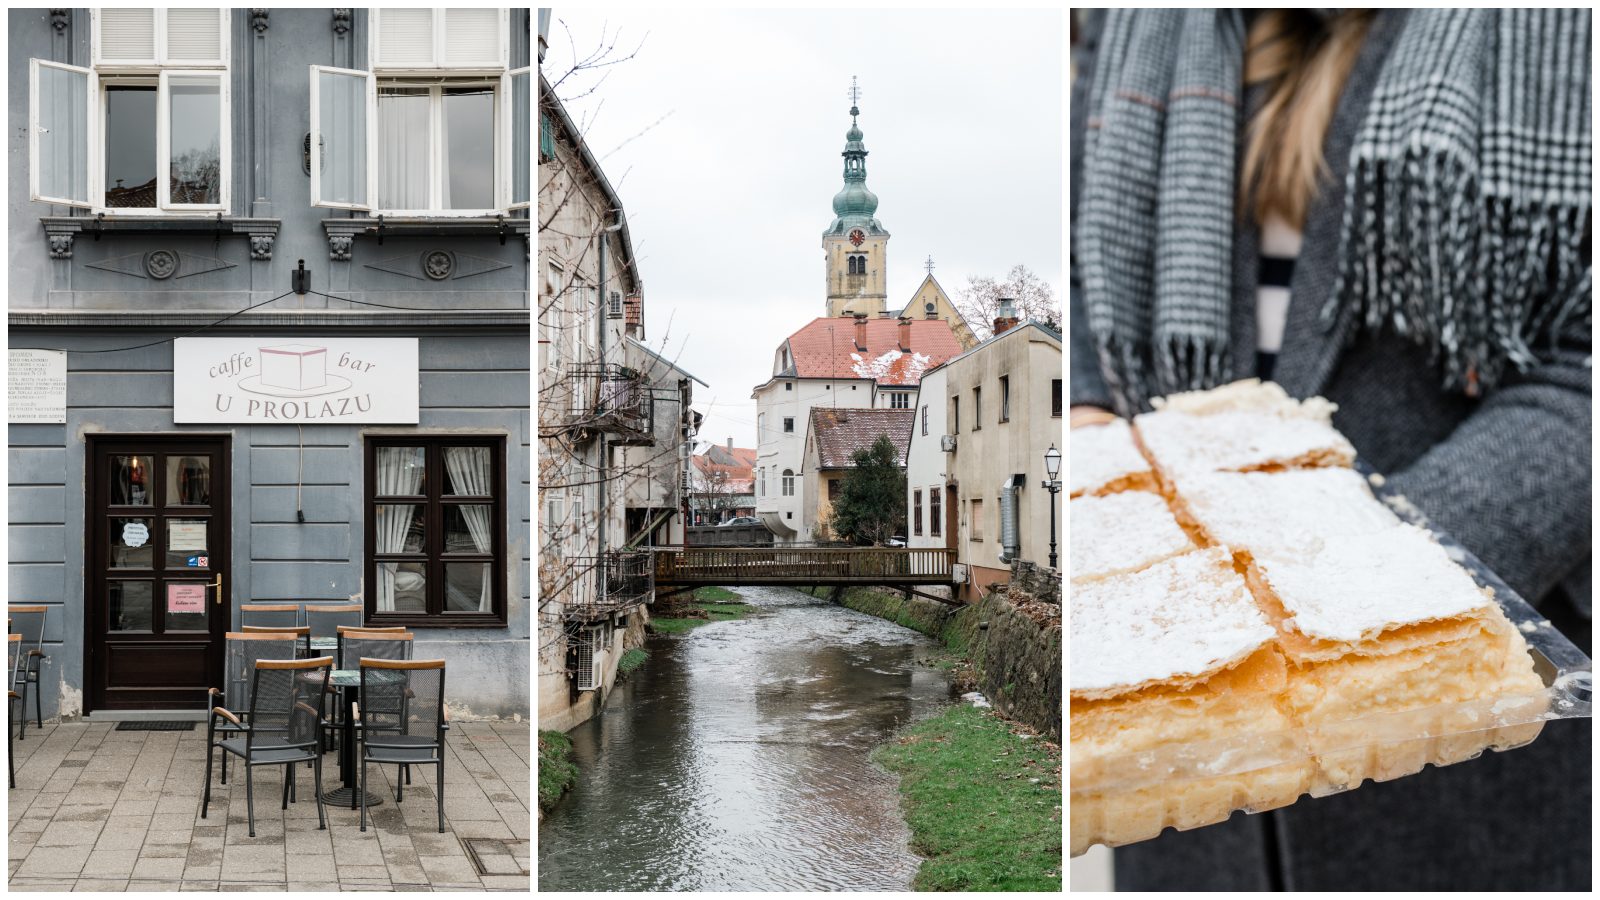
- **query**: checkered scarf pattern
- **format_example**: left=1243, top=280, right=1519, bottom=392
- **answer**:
left=1323, top=8, right=1593, bottom=396
left=1080, top=9, right=1592, bottom=414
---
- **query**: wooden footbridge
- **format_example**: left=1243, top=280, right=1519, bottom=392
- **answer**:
left=653, top=547, right=961, bottom=605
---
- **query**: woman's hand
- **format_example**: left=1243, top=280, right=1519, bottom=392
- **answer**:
left=1070, top=405, right=1119, bottom=429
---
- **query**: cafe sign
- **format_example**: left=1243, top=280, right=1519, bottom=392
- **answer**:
left=173, top=338, right=419, bottom=424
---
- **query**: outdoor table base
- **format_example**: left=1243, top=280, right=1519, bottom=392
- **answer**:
left=300, top=668, right=405, bottom=810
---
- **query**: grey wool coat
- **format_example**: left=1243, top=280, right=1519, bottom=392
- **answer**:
left=1070, top=9, right=1591, bottom=891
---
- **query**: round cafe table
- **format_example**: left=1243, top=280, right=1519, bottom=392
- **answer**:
left=298, top=667, right=407, bottom=809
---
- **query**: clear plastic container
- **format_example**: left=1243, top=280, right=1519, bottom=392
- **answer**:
left=1070, top=461, right=1593, bottom=856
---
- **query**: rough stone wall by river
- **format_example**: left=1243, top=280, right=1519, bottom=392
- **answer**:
left=537, top=585, right=951, bottom=891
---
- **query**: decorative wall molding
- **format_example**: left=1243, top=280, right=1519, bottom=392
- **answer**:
left=49, top=9, right=69, bottom=31
left=365, top=252, right=429, bottom=280
left=84, top=251, right=239, bottom=280
left=250, top=235, right=274, bottom=260
left=329, top=234, right=354, bottom=261
left=363, top=251, right=514, bottom=281
left=250, top=9, right=270, bottom=33
left=333, top=9, right=351, bottom=34
left=455, top=252, right=515, bottom=280
left=48, top=234, right=73, bottom=259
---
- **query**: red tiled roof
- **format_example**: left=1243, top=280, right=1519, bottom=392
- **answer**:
left=693, top=455, right=753, bottom=481
left=784, top=317, right=963, bottom=386
left=808, top=408, right=915, bottom=469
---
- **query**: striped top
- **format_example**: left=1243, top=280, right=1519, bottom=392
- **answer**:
left=1256, top=213, right=1303, bottom=382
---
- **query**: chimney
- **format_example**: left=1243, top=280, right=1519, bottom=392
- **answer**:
left=993, top=298, right=1020, bottom=337
left=727, top=437, right=733, bottom=452
left=898, top=316, right=912, bottom=351
left=854, top=313, right=868, bottom=350
left=877, top=310, right=890, bottom=318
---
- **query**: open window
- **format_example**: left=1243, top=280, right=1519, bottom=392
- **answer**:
left=29, top=10, right=230, bottom=212
left=310, top=66, right=375, bottom=210
left=29, top=59, right=96, bottom=208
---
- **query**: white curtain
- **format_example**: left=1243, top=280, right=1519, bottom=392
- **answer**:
left=374, top=447, right=424, bottom=611
left=444, top=447, right=493, bottom=611
left=377, top=88, right=429, bottom=209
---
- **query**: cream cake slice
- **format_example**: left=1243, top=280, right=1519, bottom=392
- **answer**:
left=1071, top=546, right=1311, bottom=854
left=1132, top=379, right=1355, bottom=482
left=1069, top=418, right=1157, bottom=498
left=1070, top=491, right=1196, bottom=584
left=1172, top=467, right=1400, bottom=557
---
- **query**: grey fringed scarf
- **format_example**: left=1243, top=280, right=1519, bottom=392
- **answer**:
left=1079, top=8, right=1592, bottom=416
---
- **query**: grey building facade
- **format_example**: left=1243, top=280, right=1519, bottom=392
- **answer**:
left=9, top=8, right=532, bottom=721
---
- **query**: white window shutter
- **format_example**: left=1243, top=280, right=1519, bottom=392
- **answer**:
left=378, top=8, right=435, bottom=66
left=100, top=8, right=156, bottom=62
left=165, top=9, right=223, bottom=64
left=444, top=9, right=501, bottom=66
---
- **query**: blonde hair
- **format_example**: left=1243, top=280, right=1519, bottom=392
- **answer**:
left=1239, top=9, right=1376, bottom=229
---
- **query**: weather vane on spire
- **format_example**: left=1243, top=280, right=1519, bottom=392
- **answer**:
left=848, top=76, right=863, bottom=107
left=925, top=255, right=936, bottom=275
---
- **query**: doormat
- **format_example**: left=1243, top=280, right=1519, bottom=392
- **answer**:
left=114, top=721, right=197, bottom=731
left=462, top=838, right=530, bottom=877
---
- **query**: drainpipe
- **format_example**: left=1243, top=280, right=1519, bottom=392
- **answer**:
left=598, top=217, right=624, bottom=562
left=999, top=475, right=1022, bottom=564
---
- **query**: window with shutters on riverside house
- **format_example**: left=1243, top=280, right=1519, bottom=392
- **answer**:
left=310, top=8, right=529, bottom=215
left=930, top=487, right=942, bottom=536
left=29, top=9, right=231, bottom=212
left=913, top=489, right=923, bottom=535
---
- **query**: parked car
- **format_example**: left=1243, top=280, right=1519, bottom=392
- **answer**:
left=719, top=516, right=761, bottom=527
left=886, top=535, right=906, bottom=547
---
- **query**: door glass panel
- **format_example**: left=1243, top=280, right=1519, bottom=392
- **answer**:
left=377, top=87, right=429, bottom=209
left=111, top=455, right=154, bottom=506
left=104, top=85, right=157, bottom=208
left=375, top=446, right=425, bottom=495
left=442, top=446, right=490, bottom=495
left=443, top=87, right=494, bottom=209
left=169, top=74, right=222, bottom=204
left=109, top=581, right=154, bottom=631
left=164, top=582, right=209, bottom=632
left=165, top=518, right=210, bottom=568
left=375, top=505, right=424, bottom=553
left=444, top=562, right=489, bottom=611
left=444, top=505, right=491, bottom=553
left=318, top=69, right=368, bottom=206
left=377, top=562, right=426, bottom=612
left=167, top=455, right=212, bottom=505
left=38, top=64, right=90, bottom=203
left=110, top=517, right=154, bottom=568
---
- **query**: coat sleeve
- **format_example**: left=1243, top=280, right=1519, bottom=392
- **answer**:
left=1385, top=312, right=1593, bottom=609
left=1069, top=9, right=1115, bottom=411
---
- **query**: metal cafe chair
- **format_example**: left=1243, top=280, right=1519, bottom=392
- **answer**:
left=333, top=632, right=414, bottom=777
left=7, top=607, right=49, bottom=736
left=240, top=625, right=311, bottom=658
left=354, top=658, right=448, bottom=833
left=203, top=656, right=334, bottom=837
left=306, top=606, right=363, bottom=642
left=208, top=632, right=301, bottom=788
left=8, top=634, right=21, bottom=789
left=335, top=626, right=408, bottom=669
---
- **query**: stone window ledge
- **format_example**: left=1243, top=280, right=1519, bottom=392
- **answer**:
left=322, top=216, right=532, bottom=261
left=41, top=216, right=281, bottom=260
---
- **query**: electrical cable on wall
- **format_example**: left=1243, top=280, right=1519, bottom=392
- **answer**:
left=297, top=424, right=305, bottom=524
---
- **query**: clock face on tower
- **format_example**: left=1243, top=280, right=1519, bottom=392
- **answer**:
left=849, top=229, right=865, bottom=247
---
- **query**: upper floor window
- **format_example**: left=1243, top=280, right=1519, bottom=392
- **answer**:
left=781, top=469, right=795, bottom=497
left=29, top=10, right=231, bottom=212
left=1053, top=379, right=1063, bottom=417
left=921, top=405, right=928, bottom=435
left=999, top=375, right=1010, bottom=422
left=311, top=9, right=528, bottom=215
left=888, top=392, right=910, bottom=409
left=783, top=417, right=794, bottom=433
left=972, top=387, right=982, bottom=430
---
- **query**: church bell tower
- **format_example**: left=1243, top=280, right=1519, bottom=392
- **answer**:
left=823, top=78, right=889, bottom=319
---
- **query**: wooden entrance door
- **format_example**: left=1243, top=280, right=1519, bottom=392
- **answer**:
left=945, top=484, right=959, bottom=551
left=86, top=435, right=230, bottom=711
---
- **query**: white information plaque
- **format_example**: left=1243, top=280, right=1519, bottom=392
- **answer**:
left=174, top=338, right=419, bottom=424
left=8, top=349, right=67, bottom=424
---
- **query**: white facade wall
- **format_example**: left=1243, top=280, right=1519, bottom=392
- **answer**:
left=905, top=366, right=949, bottom=550
left=752, top=374, right=874, bottom=540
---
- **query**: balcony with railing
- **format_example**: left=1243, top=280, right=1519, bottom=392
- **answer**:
left=560, top=550, right=654, bottom=621
left=564, top=363, right=653, bottom=444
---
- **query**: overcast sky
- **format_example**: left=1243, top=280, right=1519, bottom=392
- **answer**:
left=543, top=8, right=1064, bottom=449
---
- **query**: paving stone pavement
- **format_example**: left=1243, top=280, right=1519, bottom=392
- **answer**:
left=8, top=720, right=530, bottom=891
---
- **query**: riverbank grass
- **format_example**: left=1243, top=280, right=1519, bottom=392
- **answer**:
left=874, top=703, right=1063, bottom=891
left=651, top=587, right=754, bottom=634
left=538, top=729, right=578, bottom=816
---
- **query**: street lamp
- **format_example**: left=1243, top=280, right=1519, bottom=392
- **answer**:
left=1043, top=443, right=1062, bottom=570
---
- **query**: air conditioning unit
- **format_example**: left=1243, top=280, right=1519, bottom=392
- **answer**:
left=940, top=435, right=958, bottom=452
left=608, top=291, right=624, bottom=319
left=574, top=625, right=606, bottom=691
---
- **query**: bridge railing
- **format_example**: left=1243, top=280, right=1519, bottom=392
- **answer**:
left=653, top=547, right=957, bottom=583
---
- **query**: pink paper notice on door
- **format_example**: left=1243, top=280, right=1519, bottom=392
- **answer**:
left=168, top=584, right=206, bottom=612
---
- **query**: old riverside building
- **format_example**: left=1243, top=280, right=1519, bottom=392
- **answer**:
left=538, top=17, right=701, bottom=733
left=9, top=8, right=532, bottom=721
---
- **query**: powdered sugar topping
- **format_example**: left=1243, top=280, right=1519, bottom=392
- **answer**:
left=1071, top=547, right=1274, bottom=696
left=1070, top=491, right=1195, bottom=583
left=1134, top=409, right=1354, bottom=480
left=1069, top=419, right=1152, bottom=496
left=1253, top=524, right=1491, bottom=643
left=1175, top=468, right=1399, bottom=554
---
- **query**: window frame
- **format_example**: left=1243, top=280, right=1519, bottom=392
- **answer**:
left=930, top=487, right=942, bottom=537
left=1053, top=379, right=1063, bottom=417
left=364, top=435, right=508, bottom=628
left=970, top=498, right=984, bottom=542
left=782, top=469, right=795, bottom=497
left=309, top=64, right=377, bottom=212
left=783, top=417, right=794, bottom=434
left=93, top=8, right=231, bottom=69
left=999, top=375, right=1010, bottom=422
left=370, top=8, right=509, bottom=72
left=921, top=405, right=928, bottom=436
left=973, top=387, right=983, bottom=430
left=28, top=58, right=98, bottom=209
left=913, top=488, right=923, bottom=536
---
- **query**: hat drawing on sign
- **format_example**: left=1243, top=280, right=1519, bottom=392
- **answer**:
left=238, top=344, right=353, bottom=398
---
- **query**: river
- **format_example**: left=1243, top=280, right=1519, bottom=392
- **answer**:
left=537, top=585, right=954, bottom=891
